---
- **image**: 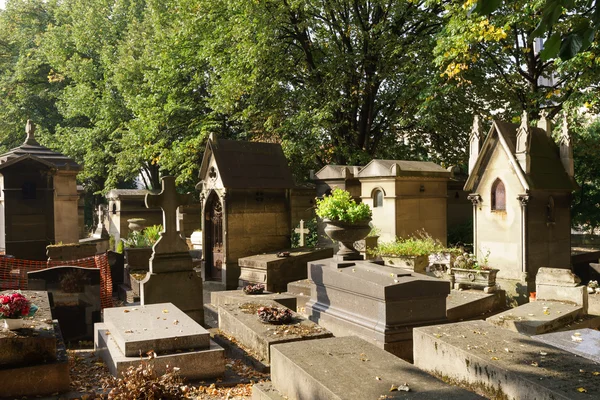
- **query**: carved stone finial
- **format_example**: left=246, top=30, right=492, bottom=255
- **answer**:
left=24, top=119, right=39, bottom=146
left=560, top=113, right=574, bottom=177
left=537, top=110, right=552, bottom=137
left=468, top=115, right=484, bottom=175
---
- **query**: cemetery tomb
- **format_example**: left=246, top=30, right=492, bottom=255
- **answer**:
left=465, top=113, right=578, bottom=299
left=196, top=133, right=299, bottom=289
left=306, top=258, right=450, bottom=360
left=95, top=303, right=225, bottom=379
left=139, top=176, right=204, bottom=324
left=255, top=336, right=483, bottom=400
left=535, top=328, right=600, bottom=363
left=237, top=247, right=333, bottom=293
left=0, top=290, right=69, bottom=397
left=217, top=301, right=332, bottom=365
left=0, top=121, right=81, bottom=260
left=414, top=320, right=600, bottom=400
left=28, top=266, right=101, bottom=341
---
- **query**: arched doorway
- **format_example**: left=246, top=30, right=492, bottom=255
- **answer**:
left=205, top=192, right=223, bottom=281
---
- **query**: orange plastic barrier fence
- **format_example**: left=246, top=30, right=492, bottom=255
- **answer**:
left=0, top=253, right=113, bottom=309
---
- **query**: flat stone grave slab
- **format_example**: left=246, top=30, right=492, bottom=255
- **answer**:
left=211, top=289, right=297, bottom=311
left=414, top=320, right=600, bottom=400
left=268, top=336, right=483, bottom=400
left=218, top=302, right=332, bottom=364
left=447, top=289, right=506, bottom=322
left=103, top=303, right=209, bottom=357
left=535, top=328, right=600, bottom=363
left=486, top=301, right=585, bottom=335
left=95, top=322, right=225, bottom=380
left=238, top=247, right=333, bottom=293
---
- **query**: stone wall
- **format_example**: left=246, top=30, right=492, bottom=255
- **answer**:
left=52, top=172, right=80, bottom=245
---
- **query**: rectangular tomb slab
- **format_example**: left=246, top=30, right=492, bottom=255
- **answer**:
left=414, top=320, right=600, bottom=400
left=446, top=289, right=506, bottom=322
left=95, top=323, right=225, bottom=380
left=270, top=336, right=482, bottom=400
left=218, top=302, right=332, bottom=364
left=535, top=328, right=600, bottom=363
left=103, top=303, right=210, bottom=357
left=486, top=301, right=585, bottom=335
left=211, top=290, right=297, bottom=311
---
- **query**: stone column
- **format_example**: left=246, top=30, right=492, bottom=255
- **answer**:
left=467, top=194, right=481, bottom=256
left=517, top=194, right=530, bottom=278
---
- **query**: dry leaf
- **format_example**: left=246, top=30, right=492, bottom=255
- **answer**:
left=162, top=309, right=169, bottom=313
left=593, top=371, right=600, bottom=376
left=577, top=387, right=587, bottom=393
left=123, top=310, right=130, bottom=313
left=491, top=357, right=499, bottom=360
left=375, top=376, right=382, bottom=381
left=390, top=384, right=398, bottom=392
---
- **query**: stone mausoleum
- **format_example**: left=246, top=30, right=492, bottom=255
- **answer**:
left=465, top=113, right=578, bottom=298
left=313, top=160, right=451, bottom=244
left=0, top=121, right=81, bottom=260
left=196, top=134, right=299, bottom=289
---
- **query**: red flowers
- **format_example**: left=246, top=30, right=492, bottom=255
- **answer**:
left=0, top=292, right=31, bottom=319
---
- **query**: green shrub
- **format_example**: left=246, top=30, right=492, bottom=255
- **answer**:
left=116, top=240, right=124, bottom=254
left=370, top=231, right=443, bottom=257
left=315, top=188, right=371, bottom=223
left=125, top=225, right=163, bottom=248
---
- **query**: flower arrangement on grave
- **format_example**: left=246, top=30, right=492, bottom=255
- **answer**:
left=125, top=224, right=162, bottom=248
left=243, top=283, right=265, bottom=295
left=0, top=292, right=31, bottom=319
left=452, top=250, right=491, bottom=271
left=257, top=306, right=293, bottom=324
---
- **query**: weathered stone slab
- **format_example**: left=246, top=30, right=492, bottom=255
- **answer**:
left=0, top=290, right=56, bottom=367
left=211, top=290, right=297, bottom=311
left=306, top=258, right=450, bottom=359
left=0, top=321, right=69, bottom=398
left=535, top=328, right=600, bottom=363
left=95, top=322, right=224, bottom=380
left=270, top=336, right=482, bottom=400
left=447, top=289, right=507, bottom=322
left=486, top=301, right=585, bottom=335
left=218, top=303, right=332, bottom=364
left=414, top=320, right=600, bottom=400
left=252, top=382, right=286, bottom=400
left=238, top=247, right=333, bottom=293
left=536, top=267, right=581, bottom=287
left=103, top=303, right=210, bottom=357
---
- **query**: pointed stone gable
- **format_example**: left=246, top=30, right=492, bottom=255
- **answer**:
left=469, top=115, right=484, bottom=175
left=515, top=111, right=531, bottom=173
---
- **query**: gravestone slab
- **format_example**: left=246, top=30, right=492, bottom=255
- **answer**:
left=27, top=266, right=101, bottom=340
left=535, top=328, right=600, bottom=363
left=238, top=247, right=333, bottom=293
left=486, top=301, right=585, bottom=335
left=414, top=320, right=600, bottom=400
left=268, top=336, right=482, bottom=400
left=218, top=302, right=331, bottom=364
left=211, top=290, right=297, bottom=311
left=103, top=303, right=209, bottom=357
left=306, top=258, right=450, bottom=359
left=446, top=289, right=506, bottom=322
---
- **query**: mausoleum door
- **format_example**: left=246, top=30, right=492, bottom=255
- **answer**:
left=205, top=194, right=223, bottom=280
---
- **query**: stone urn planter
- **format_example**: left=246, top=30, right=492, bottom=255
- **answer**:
left=381, top=255, right=429, bottom=273
left=450, top=267, right=499, bottom=293
left=127, top=218, right=148, bottom=232
left=323, top=219, right=371, bottom=260
left=124, top=247, right=152, bottom=269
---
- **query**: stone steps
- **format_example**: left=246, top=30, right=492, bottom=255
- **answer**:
left=414, top=320, right=600, bottom=400
left=265, top=336, right=482, bottom=400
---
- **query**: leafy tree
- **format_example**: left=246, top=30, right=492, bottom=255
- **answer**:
left=572, top=116, right=600, bottom=233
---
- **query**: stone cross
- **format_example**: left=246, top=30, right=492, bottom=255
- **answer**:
left=295, top=219, right=310, bottom=247
left=93, top=204, right=109, bottom=238
left=96, top=205, right=105, bottom=227
left=145, top=176, right=192, bottom=254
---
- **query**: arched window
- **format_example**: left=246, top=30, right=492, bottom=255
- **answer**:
left=373, top=189, right=383, bottom=208
left=491, top=179, right=506, bottom=211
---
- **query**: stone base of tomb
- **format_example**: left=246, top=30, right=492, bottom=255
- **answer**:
left=95, top=303, right=224, bottom=380
left=238, top=247, right=333, bottom=293
left=286, top=279, right=311, bottom=315
left=305, top=258, right=450, bottom=360
left=140, top=270, right=204, bottom=324
left=446, top=289, right=507, bottom=322
left=252, top=336, right=481, bottom=400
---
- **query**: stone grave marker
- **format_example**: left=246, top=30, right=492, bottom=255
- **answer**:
left=0, top=290, right=69, bottom=397
left=294, top=219, right=309, bottom=247
left=414, top=320, right=600, bottom=400
left=255, top=336, right=482, bottom=399
left=28, top=266, right=101, bottom=341
left=139, top=176, right=204, bottom=324
left=95, top=302, right=224, bottom=379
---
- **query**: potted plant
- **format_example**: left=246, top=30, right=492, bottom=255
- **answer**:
left=369, top=232, right=442, bottom=273
left=0, top=292, right=32, bottom=330
left=316, top=189, right=372, bottom=260
left=124, top=224, right=162, bottom=270
left=449, top=250, right=499, bottom=293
